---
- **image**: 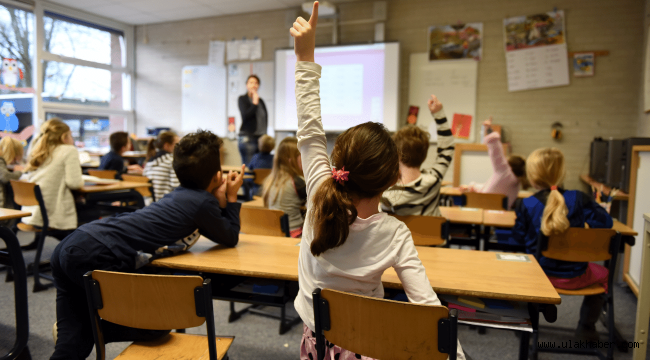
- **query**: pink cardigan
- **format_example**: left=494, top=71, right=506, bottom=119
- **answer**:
left=469, top=132, right=519, bottom=209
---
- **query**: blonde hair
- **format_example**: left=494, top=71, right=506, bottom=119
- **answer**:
left=0, top=137, right=23, bottom=165
left=526, top=147, right=569, bottom=236
left=262, top=137, right=302, bottom=206
left=26, top=118, right=70, bottom=171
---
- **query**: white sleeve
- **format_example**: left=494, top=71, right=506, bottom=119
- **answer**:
left=63, top=146, right=83, bottom=190
left=295, top=61, right=332, bottom=201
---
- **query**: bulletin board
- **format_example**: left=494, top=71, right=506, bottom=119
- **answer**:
left=409, top=53, right=478, bottom=143
left=226, top=61, right=274, bottom=136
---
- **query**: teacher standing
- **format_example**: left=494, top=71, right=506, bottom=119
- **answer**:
left=238, top=74, right=268, bottom=165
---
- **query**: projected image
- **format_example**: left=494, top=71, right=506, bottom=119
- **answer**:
left=275, top=43, right=399, bottom=132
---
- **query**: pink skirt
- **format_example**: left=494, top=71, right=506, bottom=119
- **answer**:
left=300, top=323, right=375, bottom=360
left=547, top=263, right=609, bottom=293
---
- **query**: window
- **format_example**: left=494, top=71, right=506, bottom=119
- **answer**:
left=47, top=112, right=127, bottom=149
left=0, top=3, right=34, bottom=92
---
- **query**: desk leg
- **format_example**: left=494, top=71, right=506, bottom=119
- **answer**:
left=518, top=331, right=530, bottom=360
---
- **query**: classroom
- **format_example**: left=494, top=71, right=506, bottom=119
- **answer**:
left=1, top=0, right=650, bottom=359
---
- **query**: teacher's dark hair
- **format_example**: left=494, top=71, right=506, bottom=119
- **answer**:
left=173, top=130, right=223, bottom=190
left=247, top=74, right=260, bottom=85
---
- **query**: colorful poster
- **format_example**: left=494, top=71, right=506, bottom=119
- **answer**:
left=573, top=52, right=594, bottom=77
left=428, top=23, right=483, bottom=61
left=504, top=11, right=565, bottom=51
left=407, top=105, right=419, bottom=125
left=452, top=113, right=472, bottom=139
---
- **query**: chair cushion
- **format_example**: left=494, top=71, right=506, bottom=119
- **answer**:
left=115, top=333, right=234, bottom=360
left=555, top=283, right=605, bottom=296
left=17, top=223, right=41, bottom=232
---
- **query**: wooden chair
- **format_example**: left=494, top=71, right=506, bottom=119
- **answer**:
left=313, top=288, right=458, bottom=360
left=88, top=169, right=117, bottom=179
left=239, top=207, right=289, bottom=237
left=461, top=192, right=508, bottom=211
left=122, top=174, right=154, bottom=200
left=83, top=270, right=234, bottom=360
left=531, top=228, right=622, bottom=360
left=10, top=180, right=56, bottom=292
left=252, top=168, right=271, bottom=186
left=391, top=214, right=449, bottom=246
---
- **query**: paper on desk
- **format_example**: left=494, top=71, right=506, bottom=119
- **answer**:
left=460, top=319, right=533, bottom=332
left=82, top=175, right=120, bottom=184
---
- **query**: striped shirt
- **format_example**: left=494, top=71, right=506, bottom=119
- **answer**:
left=143, top=151, right=180, bottom=201
left=381, top=110, right=454, bottom=217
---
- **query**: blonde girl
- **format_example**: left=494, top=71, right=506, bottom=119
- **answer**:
left=290, top=4, right=466, bottom=359
left=23, top=119, right=83, bottom=231
left=261, top=137, right=306, bottom=237
left=508, top=147, right=612, bottom=340
left=0, top=137, right=24, bottom=210
left=143, top=131, right=180, bottom=201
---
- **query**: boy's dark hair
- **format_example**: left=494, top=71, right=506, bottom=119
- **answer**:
left=392, top=125, right=430, bottom=168
left=508, top=155, right=526, bottom=177
left=109, top=131, right=129, bottom=153
left=247, top=74, right=260, bottom=85
left=173, top=130, right=223, bottom=190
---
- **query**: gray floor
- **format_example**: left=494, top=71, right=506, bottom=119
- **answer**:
left=1, top=232, right=648, bottom=360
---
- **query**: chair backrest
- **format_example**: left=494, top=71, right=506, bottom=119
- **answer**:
left=537, top=227, right=620, bottom=263
left=121, top=174, right=153, bottom=198
left=462, top=192, right=507, bottom=211
left=10, top=180, right=48, bottom=227
left=240, top=207, right=290, bottom=237
left=391, top=214, right=449, bottom=246
left=253, top=168, right=272, bottom=186
left=313, top=288, right=457, bottom=360
left=88, top=169, right=117, bottom=179
left=84, top=270, right=218, bottom=360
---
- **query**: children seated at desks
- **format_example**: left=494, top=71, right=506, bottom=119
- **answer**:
left=460, top=117, right=528, bottom=209
left=49, top=130, right=245, bottom=360
left=143, top=131, right=180, bottom=200
left=247, top=134, right=275, bottom=196
left=507, top=147, right=612, bottom=340
left=380, top=97, right=454, bottom=216
left=22, top=119, right=83, bottom=236
left=289, top=5, right=466, bottom=359
left=262, top=137, right=306, bottom=238
left=98, top=131, right=142, bottom=179
left=0, top=137, right=24, bottom=225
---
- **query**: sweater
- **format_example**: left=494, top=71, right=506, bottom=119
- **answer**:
left=238, top=94, right=268, bottom=136
left=380, top=111, right=454, bottom=216
left=265, top=176, right=306, bottom=231
left=471, top=132, right=519, bottom=209
left=98, top=150, right=126, bottom=179
left=23, top=145, right=83, bottom=229
left=143, top=150, right=180, bottom=201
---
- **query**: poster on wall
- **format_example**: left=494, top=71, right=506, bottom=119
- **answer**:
left=428, top=23, right=483, bottom=61
left=573, top=52, right=594, bottom=77
left=503, top=10, right=570, bottom=91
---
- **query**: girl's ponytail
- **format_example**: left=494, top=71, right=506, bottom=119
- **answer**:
left=309, top=178, right=357, bottom=256
left=146, top=139, right=156, bottom=162
left=541, top=186, right=570, bottom=235
left=526, top=148, right=569, bottom=236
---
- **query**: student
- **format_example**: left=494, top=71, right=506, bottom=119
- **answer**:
left=262, top=137, right=306, bottom=237
left=98, top=131, right=142, bottom=179
left=289, top=5, right=466, bottom=359
left=22, top=119, right=83, bottom=233
left=461, top=117, right=528, bottom=209
left=508, top=147, right=612, bottom=341
left=143, top=131, right=180, bottom=201
left=0, top=137, right=23, bottom=209
left=247, top=134, right=275, bottom=196
left=380, top=102, right=454, bottom=216
left=49, top=130, right=245, bottom=360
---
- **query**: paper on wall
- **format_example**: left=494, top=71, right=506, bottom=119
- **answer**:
left=208, top=40, right=225, bottom=66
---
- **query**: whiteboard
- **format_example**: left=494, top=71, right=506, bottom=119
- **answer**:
left=181, top=65, right=227, bottom=136
left=226, top=62, right=274, bottom=136
left=459, top=151, right=495, bottom=186
left=409, top=54, right=478, bottom=142
left=630, top=152, right=650, bottom=286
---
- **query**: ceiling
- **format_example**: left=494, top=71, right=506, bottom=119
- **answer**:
left=47, top=0, right=330, bottom=25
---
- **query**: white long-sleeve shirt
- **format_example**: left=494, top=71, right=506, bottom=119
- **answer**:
left=293, top=61, right=464, bottom=359
left=23, top=144, right=83, bottom=230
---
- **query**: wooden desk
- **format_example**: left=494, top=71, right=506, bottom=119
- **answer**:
left=222, top=165, right=251, bottom=173
left=0, top=209, right=31, bottom=220
left=122, top=151, right=147, bottom=159
left=440, top=187, right=533, bottom=199
left=242, top=196, right=265, bottom=209
left=483, top=210, right=516, bottom=228
left=79, top=181, right=151, bottom=193
left=439, top=206, right=483, bottom=225
left=580, top=174, right=629, bottom=201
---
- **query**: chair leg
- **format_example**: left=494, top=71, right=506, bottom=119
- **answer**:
left=32, top=232, right=52, bottom=292
left=5, top=266, right=13, bottom=282
left=529, top=329, right=538, bottom=360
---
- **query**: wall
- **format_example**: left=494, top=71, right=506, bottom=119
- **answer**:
left=640, top=0, right=650, bottom=137
left=135, top=0, right=645, bottom=189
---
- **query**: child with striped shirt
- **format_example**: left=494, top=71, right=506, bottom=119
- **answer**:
left=143, top=131, right=180, bottom=201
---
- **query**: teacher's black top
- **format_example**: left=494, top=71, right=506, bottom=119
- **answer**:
left=238, top=94, right=268, bottom=136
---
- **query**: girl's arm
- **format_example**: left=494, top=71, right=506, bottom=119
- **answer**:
left=0, top=160, right=21, bottom=183
left=580, top=192, right=613, bottom=228
left=292, top=3, right=331, bottom=199
left=63, top=146, right=83, bottom=190
left=484, top=131, right=510, bottom=174
left=393, top=226, right=441, bottom=306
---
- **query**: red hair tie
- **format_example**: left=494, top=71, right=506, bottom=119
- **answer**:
left=550, top=185, right=558, bottom=191
left=331, top=167, right=349, bottom=185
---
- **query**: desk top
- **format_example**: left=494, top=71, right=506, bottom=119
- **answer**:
left=482, top=210, right=637, bottom=236
left=579, top=174, right=629, bottom=200
left=0, top=208, right=31, bottom=221
left=222, top=165, right=251, bottom=173
left=122, top=151, right=147, bottom=159
left=439, top=206, right=483, bottom=224
left=440, top=187, right=533, bottom=199
left=79, top=181, right=151, bottom=193
left=151, top=234, right=561, bottom=305
left=242, top=196, right=265, bottom=209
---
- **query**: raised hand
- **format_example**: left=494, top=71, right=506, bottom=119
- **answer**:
left=290, top=1, right=318, bottom=62
left=483, top=116, right=493, bottom=127
left=226, top=164, right=246, bottom=203
left=427, top=94, right=443, bottom=114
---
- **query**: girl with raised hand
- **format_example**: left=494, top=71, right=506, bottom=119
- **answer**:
left=290, top=3, right=466, bottom=359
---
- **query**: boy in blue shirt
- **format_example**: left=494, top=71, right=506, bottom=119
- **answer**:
left=98, top=131, right=142, bottom=179
left=50, top=130, right=245, bottom=360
